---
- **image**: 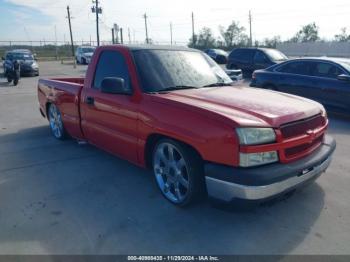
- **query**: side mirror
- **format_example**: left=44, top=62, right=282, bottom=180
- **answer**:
left=101, top=77, right=131, bottom=95
left=337, top=74, right=350, bottom=82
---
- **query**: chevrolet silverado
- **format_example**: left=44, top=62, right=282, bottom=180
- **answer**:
left=38, top=45, right=336, bottom=206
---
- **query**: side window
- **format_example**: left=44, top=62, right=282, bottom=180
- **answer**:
left=312, top=62, right=344, bottom=79
left=232, top=49, right=255, bottom=63
left=240, top=49, right=254, bottom=63
left=254, top=51, right=268, bottom=64
left=229, top=49, right=241, bottom=59
left=93, top=50, right=131, bottom=90
left=277, top=61, right=310, bottom=76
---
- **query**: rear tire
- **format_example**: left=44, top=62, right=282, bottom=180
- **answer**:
left=264, top=84, right=276, bottom=91
left=48, top=104, right=66, bottom=140
left=152, top=138, right=205, bottom=207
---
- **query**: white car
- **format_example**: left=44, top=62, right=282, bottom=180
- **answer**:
left=75, top=46, right=96, bottom=64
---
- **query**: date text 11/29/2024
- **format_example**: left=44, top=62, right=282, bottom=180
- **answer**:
left=127, top=256, right=219, bottom=261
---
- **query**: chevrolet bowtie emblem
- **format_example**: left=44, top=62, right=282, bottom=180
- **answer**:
left=306, top=130, right=316, bottom=142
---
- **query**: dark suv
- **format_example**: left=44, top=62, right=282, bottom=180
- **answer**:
left=227, top=48, right=288, bottom=76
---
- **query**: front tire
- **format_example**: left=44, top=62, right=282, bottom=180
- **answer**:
left=152, top=139, right=204, bottom=206
left=48, top=104, right=66, bottom=140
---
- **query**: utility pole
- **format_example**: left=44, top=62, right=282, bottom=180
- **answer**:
left=249, top=10, right=253, bottom=47
left=92, top=0, right=102, bottom=46
left=120, top=28, right=124, bottom=44
left=170, top=22, right=173, bottom=45
left=111, top=28, right=115, bottom=44
left=143, top=13, right=149, bottom=44
left=66, top=6, right=75, bottom=58
left=128, top=28, right=131, bottom=44
left=114, top=24, right=119, bottom=44
left=191, top=12, right=195, bottom=46
left=54, top=25, right=58, bottom=60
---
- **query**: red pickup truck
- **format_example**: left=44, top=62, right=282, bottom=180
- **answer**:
left=38, top=45, right=336, bottom=206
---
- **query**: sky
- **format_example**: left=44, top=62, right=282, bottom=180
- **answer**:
left=0, top=0, right=350, bottom=45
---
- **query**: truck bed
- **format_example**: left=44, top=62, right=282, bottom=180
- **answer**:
left=38, top=77, right=85, bottom=139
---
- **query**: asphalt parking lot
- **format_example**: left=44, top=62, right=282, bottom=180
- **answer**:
left=0, top=61, right=349, bottom=255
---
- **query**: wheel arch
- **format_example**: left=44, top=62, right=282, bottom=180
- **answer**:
left=144, top=133, right=203, bottom=169
left=262, top=82, right=277, bottom=90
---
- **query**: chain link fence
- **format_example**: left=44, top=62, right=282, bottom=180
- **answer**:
left=0, top=40, right=114, bottom=60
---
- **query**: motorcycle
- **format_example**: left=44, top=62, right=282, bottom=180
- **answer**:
left=4, top=60, right=20, bottom=86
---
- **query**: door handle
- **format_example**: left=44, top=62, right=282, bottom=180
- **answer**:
left=85, top=96, right=95, bottom=105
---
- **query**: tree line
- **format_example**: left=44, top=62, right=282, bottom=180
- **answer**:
left=188, top=21, right=350, bottom=50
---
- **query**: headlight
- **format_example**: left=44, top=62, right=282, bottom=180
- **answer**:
left=239, top=151, right=278, bottom=167
left=236, top=128, right=276, bottom=145
left=31, top=62, right=38, bottom=68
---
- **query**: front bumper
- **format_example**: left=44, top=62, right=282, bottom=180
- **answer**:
left=205, top=135, right=336, bottom=202
left=20, top=66, right=39, bottom=75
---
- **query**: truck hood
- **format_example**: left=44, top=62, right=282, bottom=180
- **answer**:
left=153, top=86, right=323, bottom=127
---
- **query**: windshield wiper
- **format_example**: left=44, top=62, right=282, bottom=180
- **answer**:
left=158, top=85, right=200, bottom=92
left=202, top=82, right=232, bottom=88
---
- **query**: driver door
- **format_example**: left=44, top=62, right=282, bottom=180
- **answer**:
left=80, top=49, right=139, bottom=163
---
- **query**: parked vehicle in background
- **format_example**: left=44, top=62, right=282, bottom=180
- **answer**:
left=204, top=49, right=228, bottom=64
left=250, top=57, right=350, bottom=114
left=2, top=49, right=39, bottom=77
left=75, top=46, right=96, bottom=64
left=38, top=45, right=335, bottom=207
left=227, top=47, right=288, bottom=77
left=225, top=68, right=243, bottom=81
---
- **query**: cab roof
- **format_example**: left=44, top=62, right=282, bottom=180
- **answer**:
left=102, top=44, right=198, bottom=52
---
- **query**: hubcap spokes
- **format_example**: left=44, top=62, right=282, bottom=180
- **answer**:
left=154, top=143, right=189, bottom=203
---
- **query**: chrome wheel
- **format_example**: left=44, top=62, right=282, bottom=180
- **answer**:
left=48, top=104, right=64, bottom=139
left=153, top=142, right=190, bottom=204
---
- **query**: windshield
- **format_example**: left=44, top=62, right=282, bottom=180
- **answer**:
left=7, top=52, right=34, bottom=61
left=265, top=49, right=288, bottom=61
left=215, top=49, right=228, bottom=55
left=132, top=50, right=232, bottom=93
left=82, top=48, right=95, bottom=53
left=339, top=61, right=350, bottom=73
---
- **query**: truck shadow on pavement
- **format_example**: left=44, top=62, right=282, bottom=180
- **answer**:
left=0, top=125, right=325, bottom=255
